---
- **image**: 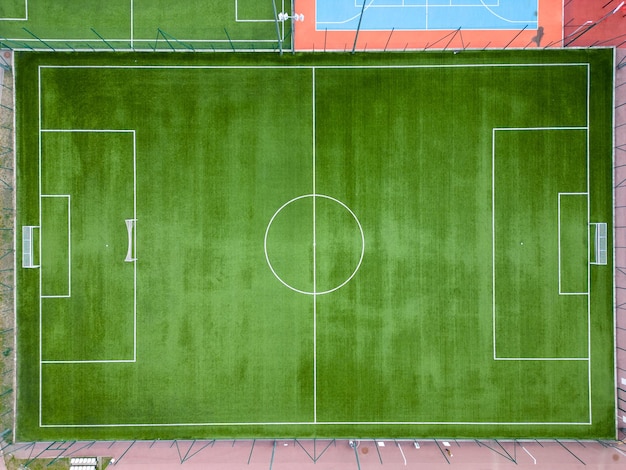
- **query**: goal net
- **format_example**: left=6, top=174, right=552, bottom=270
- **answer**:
left=22, top=225, right=39, bottom=268
left=125, top=219, right=137, bottom=262
left=591, top=222, right=607, bottom=265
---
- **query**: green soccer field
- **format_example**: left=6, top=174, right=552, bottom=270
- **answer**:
left=15, top=49, right=615, bottom=441
left=0, top=0, right=285, bottom=51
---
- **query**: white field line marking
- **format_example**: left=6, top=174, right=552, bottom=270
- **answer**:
left=586, top=63, right=592, bottom=425
left=42, top=359, right=135, bottom=364
left=133, top=131, right=137, bottom=361
left=41, top=129, right=135, bottom=133
left=35, top=62, right=595, bottom=429
left=557, top=192, right=589, bottom=296
left=38, top=64, right=42, bottom=427
left=492, top=127, right=590, bottom=364
left=40, top=419, right=595, bottom=428
left=492, top=127, right=497, bottom=360
left=264, top=194, right=364, bottom=295
left=10, top=38, right=280, bottom=45
left=40, top=194, right=71, bottom=298
left=612, top=47, right=618, bottom=440
left=492, top=126, right=588, bottom=131
left=130, top=0, right=134, bottom=48
left=40, top=198, right=70, bottom=295
left=37, top=63, right=592, bottom=71
left=0, top=0, right=28, bottom=20
left=37, top=124, right=137, bottom=368
left=312, top=67, right=317, bottom=423
left=10, top=49, right=17, bottom=442
left=494, top=357, right=589, bottom=361
left=235, top=0, right=275, bottom=22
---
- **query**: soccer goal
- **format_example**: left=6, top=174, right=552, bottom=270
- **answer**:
left=590, top=222, right=607, bottom=265
left=22, top=225, right=39, bottom=268
left=125, top=219, right=137, bottom=262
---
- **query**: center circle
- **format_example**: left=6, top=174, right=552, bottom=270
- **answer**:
left=264, top=194, right=364, bottom=295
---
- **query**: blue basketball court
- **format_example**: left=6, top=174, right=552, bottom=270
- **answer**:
left=316, top=0, right=539, bottom=31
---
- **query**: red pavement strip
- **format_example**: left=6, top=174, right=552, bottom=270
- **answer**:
left=2, top=437, right=626, bottom=469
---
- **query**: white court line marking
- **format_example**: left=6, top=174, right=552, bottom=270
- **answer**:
left=355, top=0, right=500, bottom=6
left=478, top=0, right=536, bottom=24
left=317, top=0, right=377, bottom=27
left=34, top=63, right=596, bottom=429
left=321, top=0, right=537, bottom=30
left=557, top=192, right=589, bottom=296
left=0, top=0, right=28, bottom=20
left=492, top=127, right=590, bottom=364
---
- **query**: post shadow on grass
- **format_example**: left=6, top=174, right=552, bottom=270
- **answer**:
left=22, top=28, right=55, bottom=51
left=153, top=28, right=195, bottom=52
left=91, top=28, right=116, bottom=51
left=224, top=28, right=236, bottom=52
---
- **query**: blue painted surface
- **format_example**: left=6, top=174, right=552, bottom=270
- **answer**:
left=316, top=0, right=539, bottom=31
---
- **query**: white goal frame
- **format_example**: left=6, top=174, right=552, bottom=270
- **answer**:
left=22, top=225, right=39, bottom=268
left=125, top=218, right=137, bottom=262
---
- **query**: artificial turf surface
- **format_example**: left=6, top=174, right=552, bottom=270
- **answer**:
left=0, top=0, right=281, bottom=51
left=14, top=49, right=615, bottom=440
